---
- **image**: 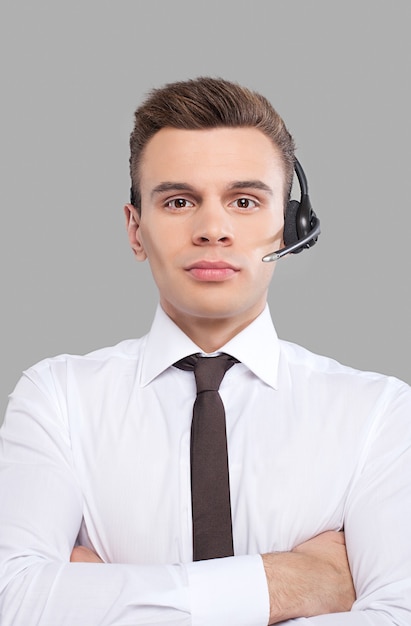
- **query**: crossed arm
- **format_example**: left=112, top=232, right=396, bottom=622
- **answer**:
left=71, top=531, right=355, bottom=624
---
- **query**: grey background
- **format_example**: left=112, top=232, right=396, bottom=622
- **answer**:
left=1, top=0, right=410, bottom=423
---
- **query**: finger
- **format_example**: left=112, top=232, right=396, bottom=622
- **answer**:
left=70, top=546, right=103, bottom=563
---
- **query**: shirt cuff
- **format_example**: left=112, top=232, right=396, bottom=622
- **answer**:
left=185, top=554, right=269, bottom=626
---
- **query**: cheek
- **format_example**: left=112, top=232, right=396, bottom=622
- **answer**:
left=140, top=217, right=186, bottom=252
left=258, top=260, right=276, bottom=284
left=139, top=229, right=182, bottom=278
left=243, top=216, right=283, bottom=247
left=138, top=224, right=163, bottom=259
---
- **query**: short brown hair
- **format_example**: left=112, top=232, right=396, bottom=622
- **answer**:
left=129, top=77, right=295, bottom=210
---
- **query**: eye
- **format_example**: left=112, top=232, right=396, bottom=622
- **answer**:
left=231, top=197, right=258, bottom=210
left=165, top=198, right=194, bottom=210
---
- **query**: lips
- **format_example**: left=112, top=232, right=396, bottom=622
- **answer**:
left=185, top=260, right=239, bottom=282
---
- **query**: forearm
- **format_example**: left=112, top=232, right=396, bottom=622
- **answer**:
left=262, top=545, right=409, bottom=626
left=1, top=559, right=190, bottom=625
left=263, top=551, right=407, bottom=625
left=262, top=531, right=355, bottom=624
left=275, top=614, right=404, bottom=625
left=263, top=551, right=326, bottom=623
left=0, top=555, right=269, bottom=626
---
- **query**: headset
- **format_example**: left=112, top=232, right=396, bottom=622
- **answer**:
left=262, top=159, right=321, bottom=262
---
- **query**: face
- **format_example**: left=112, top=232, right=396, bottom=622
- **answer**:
left=125, top=126, right=285, bottom=336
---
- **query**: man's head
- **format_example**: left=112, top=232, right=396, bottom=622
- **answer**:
left=125, top=78, right=295, bottom=350
left=129, top=77, right=295, bottom=212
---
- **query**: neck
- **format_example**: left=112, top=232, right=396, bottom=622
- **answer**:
left=161, top=303, right=265, bottom=353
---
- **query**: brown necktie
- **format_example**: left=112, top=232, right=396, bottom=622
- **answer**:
left=174, top=353, right=238, bottom=561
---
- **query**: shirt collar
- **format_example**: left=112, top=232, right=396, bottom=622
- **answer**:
left=140, top=304, right=280, bottom=389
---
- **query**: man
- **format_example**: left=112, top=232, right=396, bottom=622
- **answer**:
left=0, top=77, right=410, bottom=625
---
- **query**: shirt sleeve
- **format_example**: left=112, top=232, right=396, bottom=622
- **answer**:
left=278, top=379, right=411, bottom=626
left=0, top=367, right=269, bottom=626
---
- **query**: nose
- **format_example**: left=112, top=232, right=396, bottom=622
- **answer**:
left=192, top=202, right=234, bottom=247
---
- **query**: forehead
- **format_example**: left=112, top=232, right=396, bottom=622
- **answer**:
left=139, top=126, right=286, bottom=190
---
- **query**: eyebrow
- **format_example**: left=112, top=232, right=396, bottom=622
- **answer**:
left=227, top=180, right=273, bottom=195
left=151, top=182, right=195, bottom=198
left=150, top=180, right=273, bottom=198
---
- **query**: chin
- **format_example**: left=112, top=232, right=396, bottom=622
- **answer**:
left=183, top=297, right=259, bottom=321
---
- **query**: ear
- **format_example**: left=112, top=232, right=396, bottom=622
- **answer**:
left=124, top=203, right=147, bottom=261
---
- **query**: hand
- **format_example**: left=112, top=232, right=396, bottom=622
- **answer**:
left=70, top=546, right=104, bottom=563
left=262, top=531, right=355, bottom=624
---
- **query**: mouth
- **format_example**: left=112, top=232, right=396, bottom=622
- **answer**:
left=185, top=260, right=240, bottom=282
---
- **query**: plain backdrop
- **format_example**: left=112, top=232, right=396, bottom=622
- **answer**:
left=1, top=0, right=410, bottom=423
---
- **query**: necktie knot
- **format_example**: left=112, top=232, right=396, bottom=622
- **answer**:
left=174, top=353, right=237, bottom=393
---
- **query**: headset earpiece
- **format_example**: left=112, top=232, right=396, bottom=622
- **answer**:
left=283, top=161, right=320, bottom=254
left=296, top=193, right=315, bottom=241
left=284, top=199, right=300, bottom=248
left=262, top=159, right=321, bottom=262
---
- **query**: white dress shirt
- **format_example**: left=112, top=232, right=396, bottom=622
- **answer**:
left=1, top=304, right=411, bottom=625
